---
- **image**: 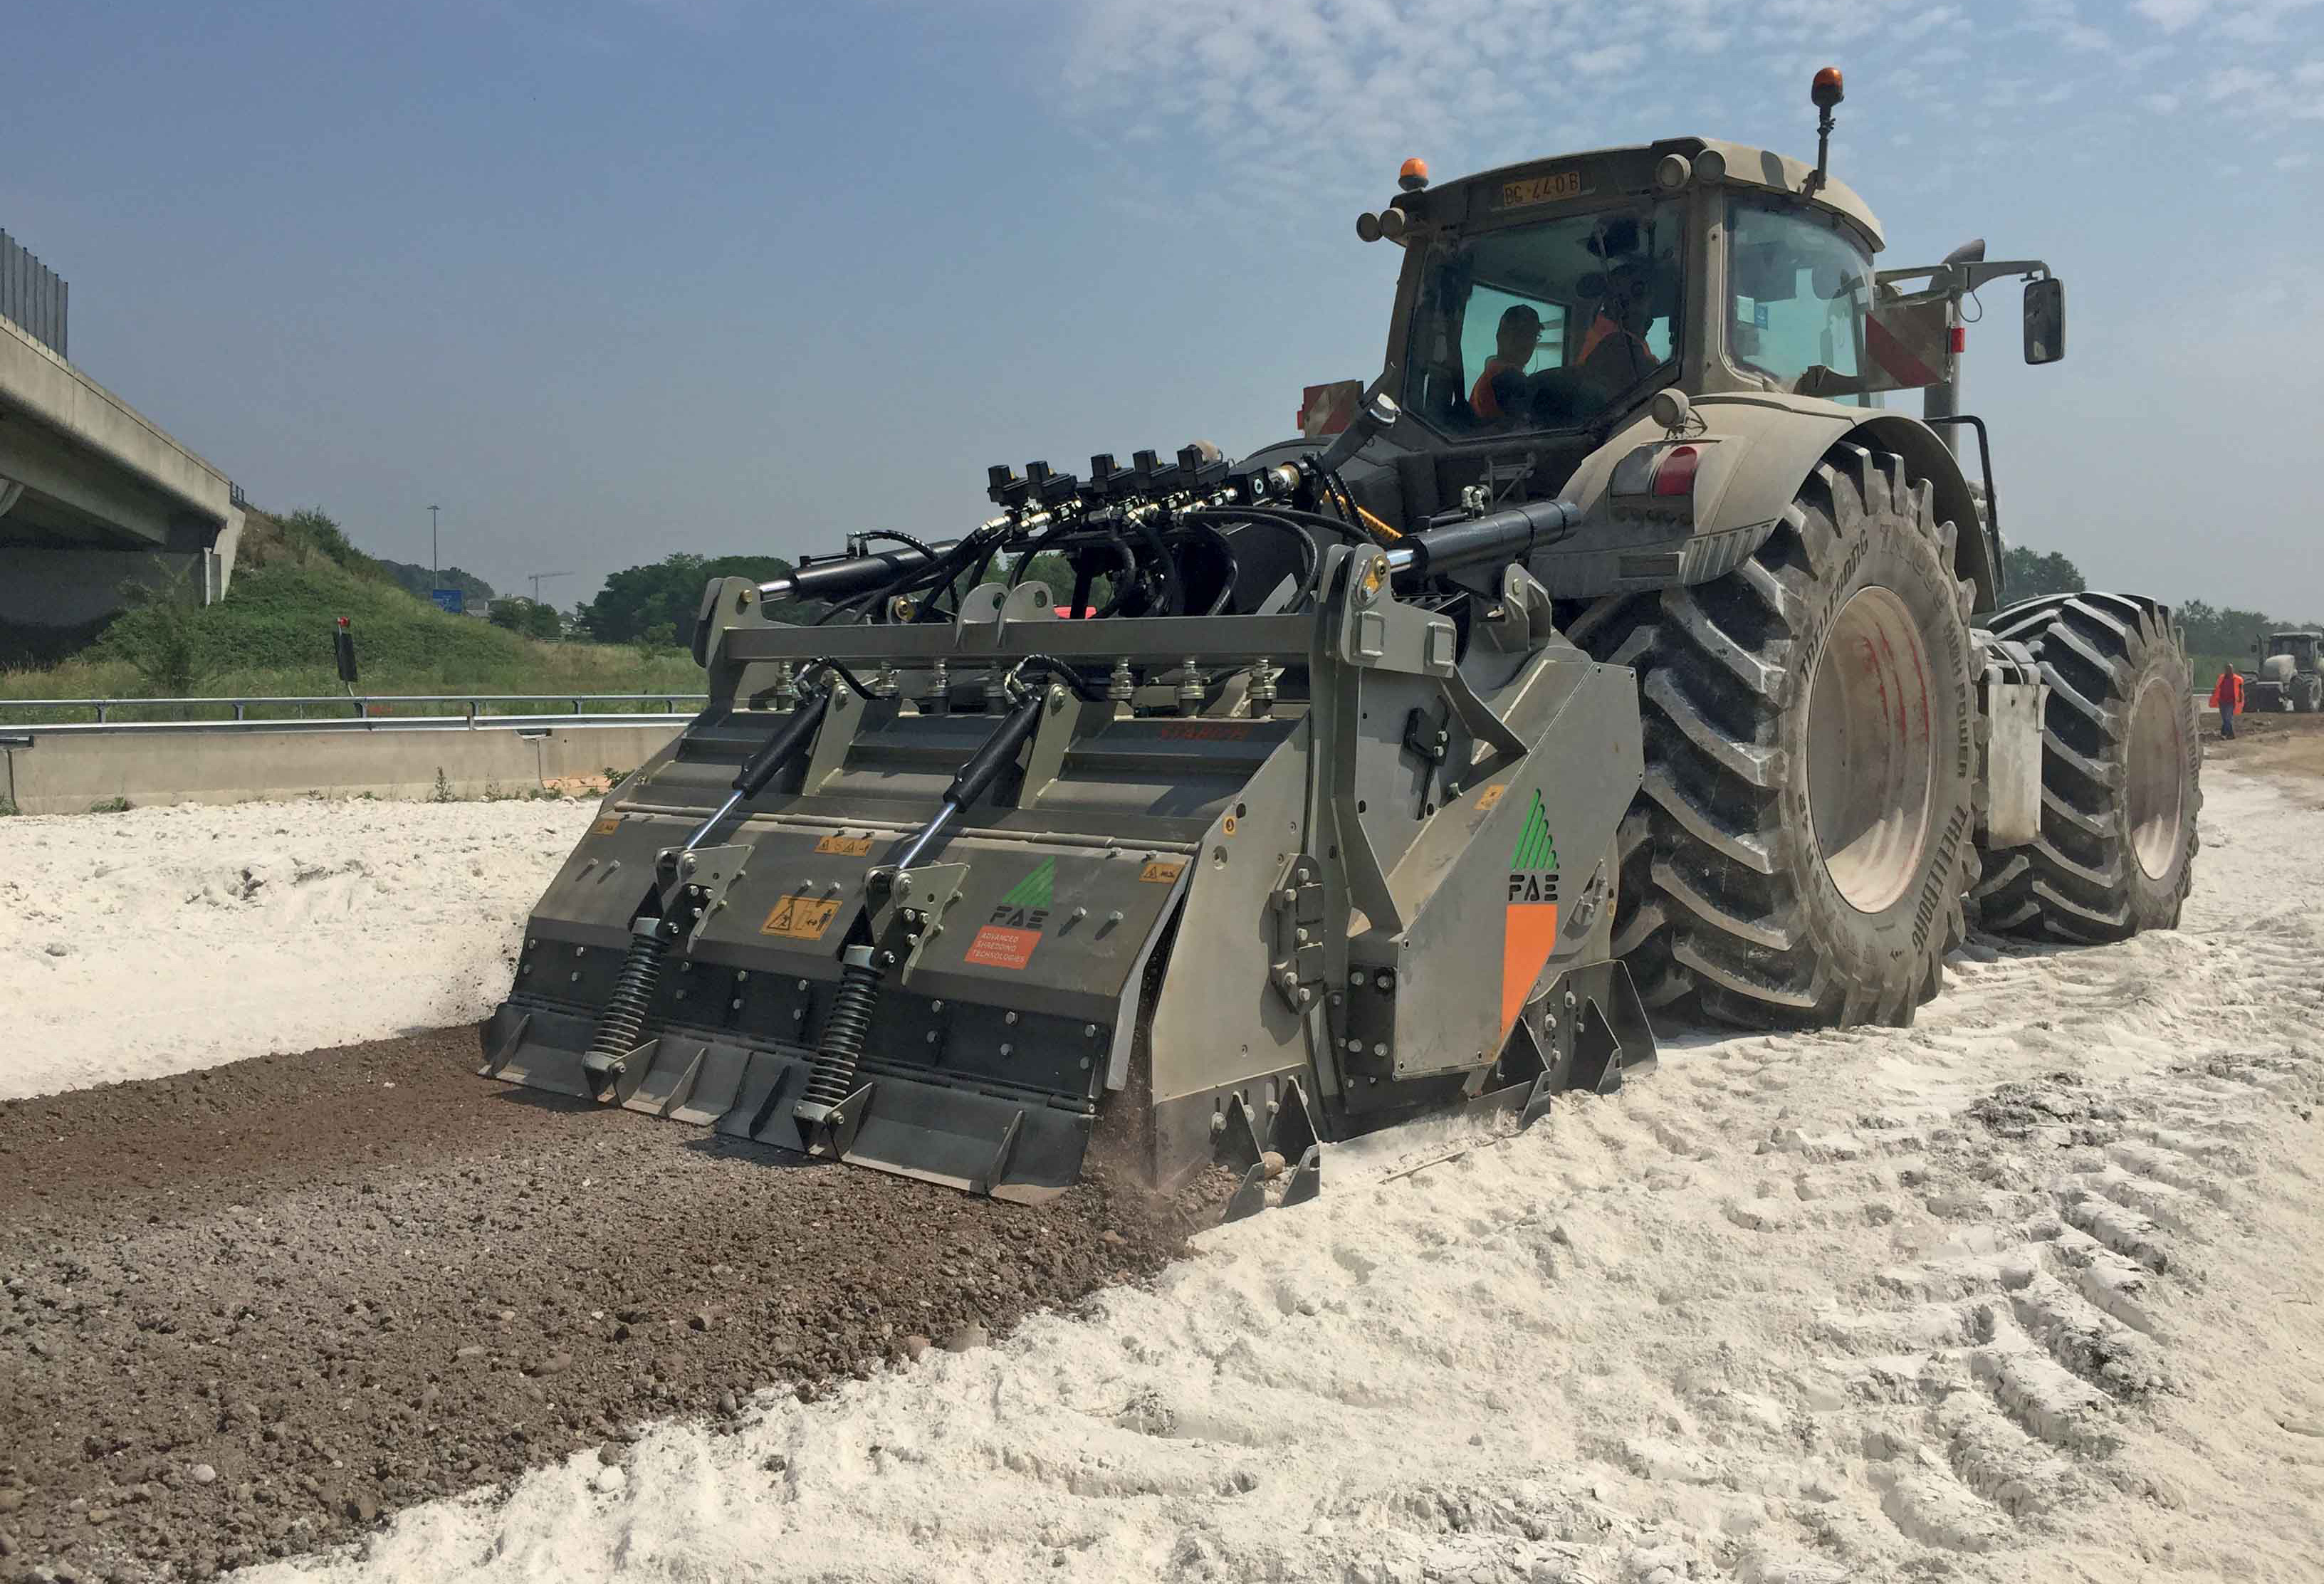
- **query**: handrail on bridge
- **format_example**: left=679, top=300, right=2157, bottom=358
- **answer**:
left=1, top=692, right=710, bottom=725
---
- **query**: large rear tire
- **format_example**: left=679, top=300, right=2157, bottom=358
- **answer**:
left=1973, top=594, right=2200, bottom=941
left=1569, top=444, right=1980, bottom=1029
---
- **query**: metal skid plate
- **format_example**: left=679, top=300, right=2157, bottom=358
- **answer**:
left=479, top=1002, right=1093, bottom=1201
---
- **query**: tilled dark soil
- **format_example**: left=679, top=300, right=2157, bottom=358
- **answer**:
left=0, top=1028, right=1217, bottom=1582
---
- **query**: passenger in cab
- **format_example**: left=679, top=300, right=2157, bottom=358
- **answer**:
left=1468, top=303, right=1544, bottom=423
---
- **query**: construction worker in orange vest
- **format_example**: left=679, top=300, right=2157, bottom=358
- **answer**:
left=1573, top=258, right=1657, bottom=393
left=1469, top=304, right=1544, bottom=424
left=2211, top=666, right=2245, bottom=739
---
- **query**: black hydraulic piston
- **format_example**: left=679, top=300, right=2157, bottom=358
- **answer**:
left=679, top=689, right=834, bottom=851
left=793, top=683, right=1055, bottom=1148
left=582, top=688, right=838, bottom=1098
left=755, top=540, right=959, bottom=603
left=1386, top=498, right=1582, bottom=582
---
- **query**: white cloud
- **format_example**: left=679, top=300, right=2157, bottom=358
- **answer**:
left=2213, top=0, right=2324, bottom=44
left=1895, top=4, right=1962, bottom=41
left=2276, top=150, right=2315, bottom=167
left=2207, top=63, right=2277, bottom=101
left=1571, top=42, right=1645, bottom=77
left=2134, top=0, right=2212, bottom=27
left=2023, top=0, right=2111, bottom=49
left=1058, top=0, right=2320, bottom=209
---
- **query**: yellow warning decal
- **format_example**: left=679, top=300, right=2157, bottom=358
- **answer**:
left=814, top=834, right=874, bottom=856
left=1475, top=785, right=1507, bottom=812
left=593, top=816, right=621, bottom=835
left=1139, top=859, right=1186, bottom=883
left=760, top=895, right=842, bottom=941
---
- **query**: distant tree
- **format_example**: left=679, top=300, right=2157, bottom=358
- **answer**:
left=377, top=559, right=496, bottom=604
left=278, top=507, right=389, bottom=581
left=488, top=597, right=565, bottom=640
left=2001, top=545, right=2085, bottom=600
left=575, top=554, right=798, bottom=643
left=2176, top=599, right=2286, bottom=660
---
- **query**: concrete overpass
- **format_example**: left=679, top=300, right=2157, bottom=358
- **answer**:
left=0, top=296, right=244, bottom=632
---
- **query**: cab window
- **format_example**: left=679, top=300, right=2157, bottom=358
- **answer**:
left=1459, top=285, right=1566, bottom=390
left=1727, top=199, right=1876, bottom=404
left=1401, top=200, right=1682, bottom=436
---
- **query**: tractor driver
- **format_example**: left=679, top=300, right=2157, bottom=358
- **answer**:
left=1468, top=303, right=1544, bottom=424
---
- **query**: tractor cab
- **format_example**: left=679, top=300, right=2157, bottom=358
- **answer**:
left=1293, top=70, right=2068, bottom=617
left=2262, top=632, right=2320, bottom=667
left=1377, top=136, right=1885, bottom=451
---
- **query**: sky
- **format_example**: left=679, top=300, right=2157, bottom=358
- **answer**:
left=6, top=0, right=2321, bottom=617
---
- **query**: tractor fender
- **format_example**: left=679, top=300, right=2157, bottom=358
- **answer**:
left=1542, top=393, right=1995, bottom=610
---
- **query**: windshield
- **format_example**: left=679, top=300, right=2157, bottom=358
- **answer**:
left=1401, top=200, right=1681, bottom=436
left=1727, top=198, right=1876, bottom=404
left=2268, top=636, right=2316, bottom=662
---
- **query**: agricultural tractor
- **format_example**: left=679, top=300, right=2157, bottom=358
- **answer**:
left=2248, top=632, right=2323, bottom=713
left=483, top=70, right=2202, bottom=1205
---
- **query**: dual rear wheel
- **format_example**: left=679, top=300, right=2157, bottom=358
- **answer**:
left=1571, top=444, right=2199, bottom=1030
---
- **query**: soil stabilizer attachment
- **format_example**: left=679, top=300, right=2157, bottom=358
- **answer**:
left=486, top=471, right=1655, bottom=1200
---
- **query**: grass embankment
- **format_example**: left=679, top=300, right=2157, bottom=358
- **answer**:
left=1, top=508, right=702, bottom=724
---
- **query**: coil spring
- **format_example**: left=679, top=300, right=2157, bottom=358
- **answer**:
left=799, top=953, right=883, bottom=1113
left=587, top=926, right=671, bottom=1071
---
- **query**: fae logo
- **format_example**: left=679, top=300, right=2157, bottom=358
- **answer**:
left=1506, top=790, right=1561, bottom=903
left=990, top=857, right=1054, bottom=932
left=968, top=858, right=1057, bottom=971
left=1499, top=790, right=1562, bottom=1034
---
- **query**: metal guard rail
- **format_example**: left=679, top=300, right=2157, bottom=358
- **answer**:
left=1, top=693, right=708, bottom=724
left=0, top=712, right=693, bottom=741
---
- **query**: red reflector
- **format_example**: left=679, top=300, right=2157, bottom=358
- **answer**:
left=1653, top=445, right=1700, bottom=497
left=1949, top=325, right=1967, bottom=354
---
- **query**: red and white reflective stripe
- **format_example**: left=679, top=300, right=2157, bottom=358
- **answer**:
left=1300, top=381, right=1361, bottom=440
left=1866, top=313, right=1942, bottom=389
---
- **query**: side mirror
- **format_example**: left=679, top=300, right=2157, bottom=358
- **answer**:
left=2024, top=276, right=2065, bottom=365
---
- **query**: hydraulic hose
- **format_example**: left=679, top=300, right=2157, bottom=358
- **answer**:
left=1184, top=508, right=1324, bottom=609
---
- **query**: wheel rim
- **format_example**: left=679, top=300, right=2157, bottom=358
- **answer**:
left=1806, top=585, right=1937, bottom=915
left=2126, top=674, right=2186, bottom=881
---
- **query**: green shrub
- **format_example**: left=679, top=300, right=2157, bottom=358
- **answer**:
left=109, top=562, right=212, bottom=698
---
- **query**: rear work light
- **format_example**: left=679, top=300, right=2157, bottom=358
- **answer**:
left=1652, top=444, right=1700, bottom=497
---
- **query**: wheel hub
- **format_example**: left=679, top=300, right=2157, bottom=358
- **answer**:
left=2126, top=674, right=2186, bottom=881
left=1806, top=585, right=1937, bottom=915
